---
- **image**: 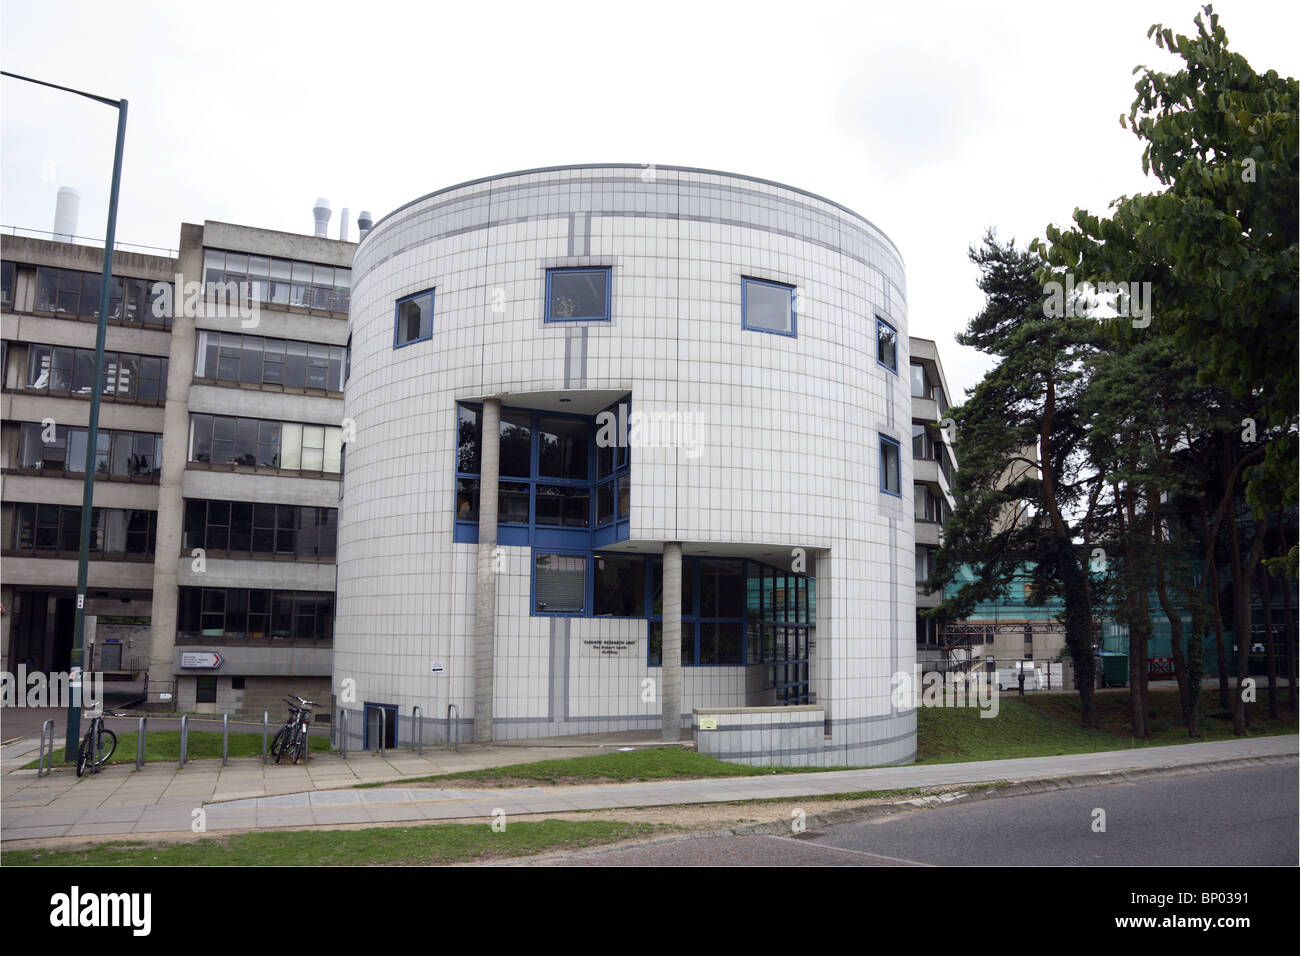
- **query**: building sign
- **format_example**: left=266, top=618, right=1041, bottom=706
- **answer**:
left=580, top=638, right=637, bottom=657
left=181, top=651, right=223, bottom=669
left=430, top=661, right=446, bottom=674
left=698, top=716, right=718, bottom=730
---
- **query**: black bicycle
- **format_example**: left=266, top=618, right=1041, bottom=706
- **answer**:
left=75, top=714, right=117, bottom=777
left=272, top=695, right=318, bottom=764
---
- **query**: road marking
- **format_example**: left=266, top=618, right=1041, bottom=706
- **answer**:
left=760, top=834, right=931, bottom=866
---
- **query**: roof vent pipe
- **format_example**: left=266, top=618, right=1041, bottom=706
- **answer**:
left=357, top=210, right=373, bottom=240
left=339, top=207, right=349, bottom=242
left=312, top=197, right=331, bottom=237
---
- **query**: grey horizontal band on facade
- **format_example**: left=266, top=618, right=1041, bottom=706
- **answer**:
left=360, top=208, right=905, bottom=312
left=355, top=178, right=904, bottom=292
left=704, top=730, right=916, bottom=762
left=342, top=710, right=915, bottom=728
left=701, top=720, right=825, bottom=732
left=361, top=163, right=905, bottom=263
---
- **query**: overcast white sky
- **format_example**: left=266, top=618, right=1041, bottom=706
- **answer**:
left=2, top=0, right=1296, bottom=398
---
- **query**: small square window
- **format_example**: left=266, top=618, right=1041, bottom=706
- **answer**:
left=880, top=435, right=901, bottom=497
left=394, top=290, right=434, bottom=347
left=877, top=317, right=898, bottom=372
left=742, top=278, right=795, bottom=337
left=546, top=268, right=610, bottom=321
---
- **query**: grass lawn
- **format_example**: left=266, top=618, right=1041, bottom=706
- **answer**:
left=22, top=731, right=331, bottom=770
left=365, top=688, right=1295, bottom=788
left=1, top=820, right=676, bottom=866
left=355, top=746, right=860, bottom=788
left=916, top=687, right=1298, bottom=763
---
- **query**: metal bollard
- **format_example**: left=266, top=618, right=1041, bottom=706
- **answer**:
left=378, top=707, right=386, bottom=758
left=221, top=713, right=229, bottom=766
left=447, top=703, right=460, bottom=753
left=262, top=710, right=269, bottom=764
left=136, top=716, right=148, bottom=769
left=412, top=706, right=423, bottom=756
left=38, top=719, right=55, bottom=777
left=179, top=714, right=188, bottom=768
left=339, top=709, right=348, bottom=759
left=92, top=716, right=100, bottom=775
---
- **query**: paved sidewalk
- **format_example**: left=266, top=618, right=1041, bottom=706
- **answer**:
left=2, top=734, right=1294, bottom=844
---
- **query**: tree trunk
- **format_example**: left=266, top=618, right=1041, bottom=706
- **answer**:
left=1281, top=567, right=1298, bottom=713
left=1058, top=536, right=1097, bottom=727
left=1154, top=524, right=1197, bottom=736
left=1207, top=557, right=1230, bottom=709
left=1259, top=563, right=1278, bottom=719
left=1227, top=510, right=1268, bottom=734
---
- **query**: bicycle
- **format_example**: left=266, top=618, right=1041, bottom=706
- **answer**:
left=75, top=714, right=117, bottom=777
left=272, top=695, right=318, bottom=764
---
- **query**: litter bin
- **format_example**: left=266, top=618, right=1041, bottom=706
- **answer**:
left=1099, top=651, right=1128, bottom=688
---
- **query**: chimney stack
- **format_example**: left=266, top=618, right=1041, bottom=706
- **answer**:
left=339, top=207, right=349, bottom=242
left=53, top=187, right=80, bottom=241
left=357, top=210, right=374, bottom=241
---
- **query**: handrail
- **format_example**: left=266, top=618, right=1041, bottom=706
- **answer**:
left=411, top=706, right=423, bottom=756
left=178, top=714, right=188, bottom=768
left=447, top=703, right=460, bottom=753
left=135, top=716, right=147, bottom=769
left=38, top=719, right=55, bottom=777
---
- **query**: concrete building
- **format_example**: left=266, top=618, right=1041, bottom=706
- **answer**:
left=335, top=164, right=918, bottom=766
left=1, top=215, right=354, bottom=716
left=909, top=336, right=956, bottom=660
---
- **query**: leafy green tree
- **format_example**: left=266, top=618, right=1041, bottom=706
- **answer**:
left=1040, top=5, right=1296, bottom=734
left=929, top=231, right=1107, bottom=727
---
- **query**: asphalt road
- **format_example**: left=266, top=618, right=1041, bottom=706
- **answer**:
left=534, top=761, right=1299, bottom=866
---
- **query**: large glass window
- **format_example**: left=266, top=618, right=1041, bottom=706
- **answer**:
left=395, top=289, right=434, bottom=347
left=30, top=266, right=171, bottom=328
left=15, top=423, right=160, bottom=479
left=195, top=331, right=345, bottom=393
left=880, top=435, right=901, bottom=496
left=24, top=343, right=165, bottom=403
left=183, top=499, right=336, bottom=560
left=203, top=249, right=349, bottom=313
left=189, top=415, right=340, bottom=474
left=177, top=587, right=334, bottom=642
left=593, top=553, right=645, bottom=617
left=741, top=277, right=795, bottom=337
left=538, top=417, right=589, bottom=480
left=877, top=317, right=898, bottom=372
left=545, top=268, right=610, bottom=322
left=910, top=363, right=928, bottom=398
left=9, top=503, right=156, bottom=559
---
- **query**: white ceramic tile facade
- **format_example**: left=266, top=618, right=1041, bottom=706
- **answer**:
left=334, top=165, right=915, bottom=765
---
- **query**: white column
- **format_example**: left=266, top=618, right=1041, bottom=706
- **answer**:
left=474, top=399, right=501, bottom=743
left=662, top=541, right=683, bottom=741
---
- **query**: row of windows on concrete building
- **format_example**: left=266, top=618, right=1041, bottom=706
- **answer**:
left=394, top=268, right=903, bottom=358
left=6, top=500, right=337, bottom=561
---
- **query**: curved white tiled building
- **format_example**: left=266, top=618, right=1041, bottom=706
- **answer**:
left=335, top=164, right=915, bottom=766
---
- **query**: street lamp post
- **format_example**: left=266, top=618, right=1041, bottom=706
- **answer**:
left=1, top=71, right=128, bottom=756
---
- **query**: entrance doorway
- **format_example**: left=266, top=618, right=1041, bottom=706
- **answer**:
left=363, top=702, right=398, bottom=750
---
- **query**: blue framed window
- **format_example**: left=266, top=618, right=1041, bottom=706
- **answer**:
left=545, top=267, right=611, bottom=322
left=394, top=289, right=434, bottom=348
left=876, top=316, right=898, bottom=372
left=455, top=399, right=631, bottom=549
left=742, top=277, right=796, bottom=337
left=880, top=435, right=901, bottom=496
